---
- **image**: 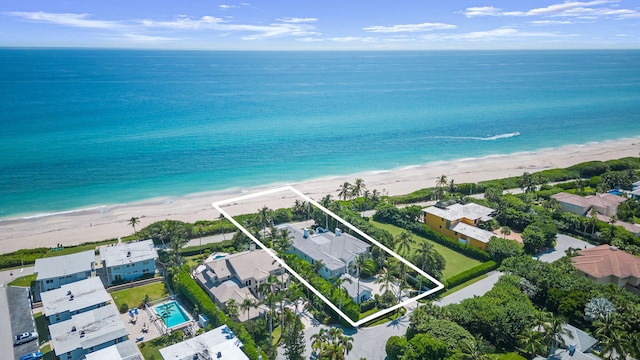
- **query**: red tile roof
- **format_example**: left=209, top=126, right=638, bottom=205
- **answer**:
left=572, top=244, right=640, bottom=280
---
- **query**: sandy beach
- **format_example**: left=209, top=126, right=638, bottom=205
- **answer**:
left=0, top=137, right=638, bottom=255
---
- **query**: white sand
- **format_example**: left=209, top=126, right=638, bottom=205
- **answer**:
left=1, top=137, right=638, bottom=254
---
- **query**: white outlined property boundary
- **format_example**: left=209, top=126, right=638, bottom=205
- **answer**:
left=212, top=185, right=444, bottom=327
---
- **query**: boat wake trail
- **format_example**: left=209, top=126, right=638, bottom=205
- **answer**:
left=433, top=132, right=520, bottom=141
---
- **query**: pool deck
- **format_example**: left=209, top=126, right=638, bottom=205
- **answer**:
left=119, top=307, right=163, bottom=343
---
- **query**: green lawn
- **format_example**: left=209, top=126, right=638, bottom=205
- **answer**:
left=139, top=335, right=174, bottom=360
left=111, top=282, right=170, bottom=311
left=34, top=312, right=51, bottom=342
left=370, top=220, right=482, bottom=279
left=8, top=273, right=36, bottom=287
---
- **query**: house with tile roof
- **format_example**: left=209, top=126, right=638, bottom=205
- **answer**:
left=550, top=192, right=625, bottom=217
left=194, top=249, right=283, bottom=322
left=422, top=202, right=496, bottom=250
left=282, top=224, right=370, bottom=280
left=572, top=244, right=640, bottom=293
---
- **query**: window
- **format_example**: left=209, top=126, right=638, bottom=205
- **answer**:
left=45, top=279, right=54, bottom=284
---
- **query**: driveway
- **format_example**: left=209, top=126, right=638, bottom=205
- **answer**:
left=535, top=234, right=595, bottom=263
left=433, top=271, right=504, bottom=307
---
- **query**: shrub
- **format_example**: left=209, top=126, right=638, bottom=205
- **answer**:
left=360, top=298, right=377, bottom=313
left=445, top=261, right=497, bottom=288
left=119, top=303, right=129, bottom=314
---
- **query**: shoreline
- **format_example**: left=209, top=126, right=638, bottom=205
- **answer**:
left=1, top=136, right=639, bottom=254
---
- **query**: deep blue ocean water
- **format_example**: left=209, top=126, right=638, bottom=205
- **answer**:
left=1, top=49, right=639, bottom=218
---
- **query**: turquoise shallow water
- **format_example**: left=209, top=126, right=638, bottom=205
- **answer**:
left=1, top=49, right=639, bottom=218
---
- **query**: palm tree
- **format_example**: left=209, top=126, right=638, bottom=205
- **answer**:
left=500, top=226, right=511, bottom=239
left=590, top=208, right=599, bottom=238
left=459, top=336, right=495, bottom=360
left=226, top=299, right=239, bottom=320
left=517, top=326, right=546, bottom=359
left=310, top=328, right=328, bottom=356
left=395, top=231, right=414, bottom=257
left=337, top=182, right=353, bottom=200
left=544, top=315, right=572, bottom=355
left=413, top=241, right=437, bottom=290
left=594, top=313, right=627, bottom=360
left=518, top=172, right=537, bottom=193
left=376, top=267, right=396, bottom=294
left=330, top=276, right=352, bottom=310
left=351, top=178, right=366, bottom=198
left=240, top=296, right=256, bottom=321
left=259, top=274, right=281, bottom=344
left=436, top=174, right=448, bottom=189
left=274, top=228, right=293, bottom=257
left=128, top=216, right=140, bottom=235
left=287, top=283, right=305, bottom=316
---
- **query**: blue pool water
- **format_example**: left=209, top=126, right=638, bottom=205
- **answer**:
left=154, top=301, right=190, bottom=328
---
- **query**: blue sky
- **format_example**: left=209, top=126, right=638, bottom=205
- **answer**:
left=1, top=0, right=638, bottom=49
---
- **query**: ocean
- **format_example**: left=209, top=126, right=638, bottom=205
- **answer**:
left=1, top=49, right=639, bottom=219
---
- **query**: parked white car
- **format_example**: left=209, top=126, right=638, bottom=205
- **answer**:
left=13, top=332, right=38, bottom=346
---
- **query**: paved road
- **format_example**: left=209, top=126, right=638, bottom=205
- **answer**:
left=434, top=271, right=504, bottom=307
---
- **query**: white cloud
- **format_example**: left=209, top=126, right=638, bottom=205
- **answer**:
left=423, top=27, right=563, bottom=41
left=218, top=3, right=251, bottom=11
left=463, top=6, right=525, bottom=17
left=5, top=11, right=123, bottom=29
left=530, top=20, right=573, bottom=25
left=277, top=17, right=318, bottom=23
left=329, top=36, right=377, bottom=43
left=462, top=0, right=638, bottom=20
left=363, top=22, right=456, bottom=33
left=123, top=33, right=177, bottom=42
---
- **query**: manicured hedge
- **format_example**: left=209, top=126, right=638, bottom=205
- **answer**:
left=174, top=270, right=265, bottom=360
left=445, top=260, right=497, bottom=288
left=0, top=248, right=49, bottom=270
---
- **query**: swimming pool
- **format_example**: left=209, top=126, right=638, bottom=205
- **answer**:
left=153, top=301, right=190, bottom=328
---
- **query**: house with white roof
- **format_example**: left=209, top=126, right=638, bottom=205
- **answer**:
left=283, top=224, right=370, bottom=280
left=533, top=324, right=599, bottom=360
left=159, top=324, right=248, bottom=360
left=40, top=277, right=111, bottom=325
left=195, top=249, right=283, bottom=321
left=33, top=250, right=95, bottom=302
left=631, top=180, right=640, bottom=200
left=84, top=341, right=142, bottom=360
left=99, top=240, right=158, bottom=285
left=49, top=303, right=129, bottom=360
left=339, top=274, right=372, bottom=304
left=422, top=202, right=496, bottom=250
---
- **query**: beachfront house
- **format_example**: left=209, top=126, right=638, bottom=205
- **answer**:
left=99, top=240, right=158, bottom=286
left=195, top=249, right=284, bottom=322
left=49, top=303, right=129, bottom=360
left=631, top=180, right=640, bottom=200
left=550, top=192, right=625, bottom=217
left=159, top=324, right=248, bottom=360
left=33, top=250, right=95, bottom=302
left=40, top=277, right=111, bottom=325
left=422, top=202, right=495, bottom=250
left=572, top=244, right=640, bottom=294
left=282, top=224, right=370, bottom=280
left=533, top=323, right=598, bottom=360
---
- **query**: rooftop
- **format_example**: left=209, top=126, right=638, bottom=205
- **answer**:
left=159, top=324, right=248, bottom=360
left=423, top=203, right=494, bottom=222
left=284, top=224, right=370, bottom=271
left=84, top=340, right=142, bottom=360
left=49, top=303, right=128, bottom=356
left=40, top=277, right=110, bottom=317
left=452, top=222, right=495, bottom=244
left=595, top=214, right=640, bottom=234
left=551, top=192, right=625, bottom=212
left=572, top=244, right=640, bottom=280
left=34, top=250, right=95, bottom=281
left=339, top=274, right=372, bottom=299
left=99, top=240, right=158, bottom=268
left=225, top=249, right=280, bottom=283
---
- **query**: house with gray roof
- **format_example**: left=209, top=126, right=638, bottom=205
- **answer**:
left=282, top=224, right=370, bottom=280
left=194, top=249, right=282, bottom=322
left=533, top=324, right=600, bottom=360
left=340, top=274, right=372, bottom=304
left=40, top=277, right=111, bottom=325
left=99, top=240, right=158, bottom=285
left=49, top=302, right=129, bottom=360
left=33, top=250, right=95, bottom=302
left=159, top=324, right=248, bottom=360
